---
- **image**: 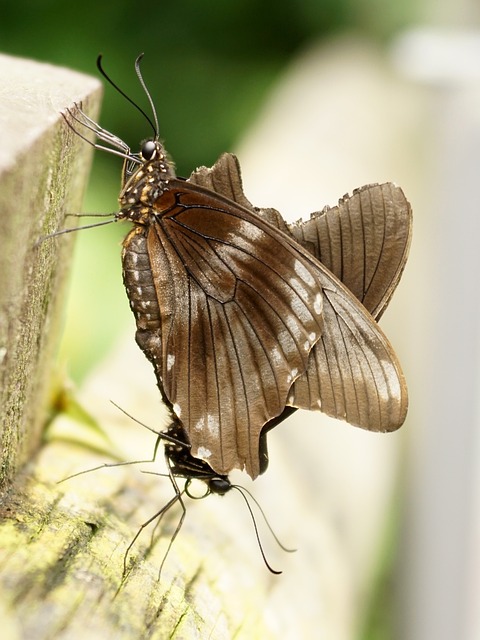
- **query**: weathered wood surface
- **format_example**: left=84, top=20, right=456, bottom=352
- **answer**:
left=0, top=53, right=101, bottom=489
left=0, top=40, right=414, bottom=640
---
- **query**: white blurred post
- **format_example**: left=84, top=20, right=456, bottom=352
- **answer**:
left=393, top=28, right=480, bottom=640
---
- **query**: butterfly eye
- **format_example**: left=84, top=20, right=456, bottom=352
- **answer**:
left=141, top=140, right=156, bottom=161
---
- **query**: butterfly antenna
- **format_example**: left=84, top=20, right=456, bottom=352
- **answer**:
left=233, top=484, right=296, bottom=553
left=231, top=485, right=282, bottom=575
left=134, top=53, right=159, bottom=139
left=96, top=54, right=157, bottom=138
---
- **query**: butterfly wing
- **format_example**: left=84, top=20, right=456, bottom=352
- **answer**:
left=189, top=154, right=410, bottom=432
left=286, top=183, right=411, bottom=430
left=288, top=182, right=412, bottom=320
left=130, top=183, right=325, bottom=478
left=190, top=153, right=412, bottom=320
left=285, top=273, right=408, bottom=431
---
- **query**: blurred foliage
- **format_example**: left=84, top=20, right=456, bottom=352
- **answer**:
left=1, top=0, right=413, bottom=174
left=1, top=0, right=414, bottom=381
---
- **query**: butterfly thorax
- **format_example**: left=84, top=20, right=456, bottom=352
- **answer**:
left=118, top=140, right=176, bottom=224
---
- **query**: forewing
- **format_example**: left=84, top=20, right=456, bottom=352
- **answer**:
left=189, top=153, right=290, bottom=233
left=148, top=183, right=325, bottom=478
left=188, top=153, right=255, bottom=212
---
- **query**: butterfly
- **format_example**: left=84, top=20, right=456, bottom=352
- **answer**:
left=65, top=55, right=411, bottom=490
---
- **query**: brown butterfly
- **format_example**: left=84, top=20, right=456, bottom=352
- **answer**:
left=65, top=55, right=411, bottom=488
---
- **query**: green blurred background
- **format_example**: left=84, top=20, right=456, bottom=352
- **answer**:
left=1, top=0, right=412, bottom=175
left=0, top=0, right=415, bottom=382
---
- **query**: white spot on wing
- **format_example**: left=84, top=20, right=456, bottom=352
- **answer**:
left=197, top=446, right=212, bottom=459
left=303, top=332, right=318, bottom=351
left=207, top=415, right=219, bottom=437
left=294, top=259, right=316, bottom=287
left=287, top=367, right=299, bottom=383
left=173, top=403, right=182, bottom=418
left=238, top=219, right=264, bottom=241
left=167, top=354, right=175, bottom=371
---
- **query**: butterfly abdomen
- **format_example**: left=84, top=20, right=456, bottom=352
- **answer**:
left=122, top=227, right=165, bottom=381
left=122, top=228, right=161, bottom=329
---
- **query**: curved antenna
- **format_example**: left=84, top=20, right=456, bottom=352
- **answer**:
left=231, top=485, right=282, bottom=575
left=134, top=53, right=159, bottom=140
left=232, top=484, right=296, bottom=554
left=96, top=54, right=157, bottom=138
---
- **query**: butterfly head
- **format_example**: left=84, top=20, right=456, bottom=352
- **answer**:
left=118, top=139, right=176, bottom=221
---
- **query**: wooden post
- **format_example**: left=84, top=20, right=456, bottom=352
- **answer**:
left=0, top=53, right=101, bottom=489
